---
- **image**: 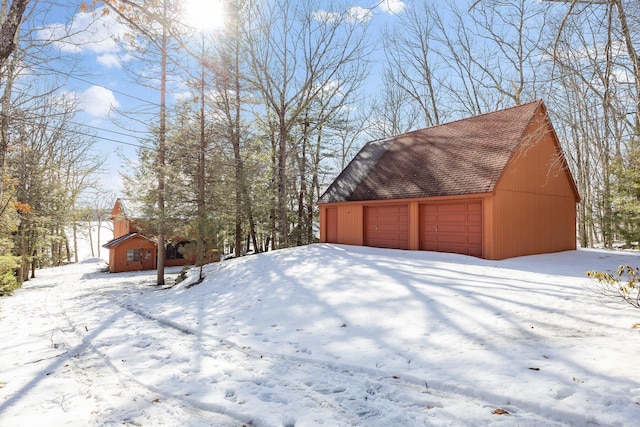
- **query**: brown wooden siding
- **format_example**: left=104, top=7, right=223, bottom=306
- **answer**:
left=490, top=190, right=576, bottom=259
left=497, top=108, right=577, bottom=197
left=114, top=219, right=129, bottom=239
left=488, top=107, right=578, bottom=259
left=108, top=237, right=156, bottom=273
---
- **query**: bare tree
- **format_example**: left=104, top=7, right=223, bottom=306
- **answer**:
left=547, top=0, right=640, bottom=134
left=467, top=0, right=548, bottom=107
left=543, top=0, right=639, bottom=247
left=382, top=0, right=442, bottom=128
left=245, top=0, right=370, bottom=248
left=368, top=67, right=423, bottom=140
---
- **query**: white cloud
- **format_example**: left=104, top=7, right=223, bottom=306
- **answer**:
left=379, top=0, right=406, bottom=15
left=80, top=86, right=119, bottom=118
left=97, top=53, right=120, bottom=68
left=314, top=6, right=373, bottom=24
left=38, top=7, right=129, bottom=67
left=346, top=6, right=373, bottom=23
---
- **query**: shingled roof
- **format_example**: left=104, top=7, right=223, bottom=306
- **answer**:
left=102, top=232, right=153, bottom=249
left=320, top=99, right=548, bottom=203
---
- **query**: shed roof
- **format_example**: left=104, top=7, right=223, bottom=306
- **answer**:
left=102, top=232, right=154, bottom=249
left=320, top=99, right=562, bottom=203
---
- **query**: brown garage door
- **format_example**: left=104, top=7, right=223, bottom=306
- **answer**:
left=420, top=201, right=482, bottom=257
left=364, top=204, right=409, bottom=250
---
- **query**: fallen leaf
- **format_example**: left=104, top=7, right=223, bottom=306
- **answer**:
left=493, top=408, right=509, bottom=415
left=632, top=323, right=640, bottom=329
left=152, top=398, right=160, bottom=403
left=340, top=323, right=347, bottom=327
left=529, top=367, right=540, bottom=371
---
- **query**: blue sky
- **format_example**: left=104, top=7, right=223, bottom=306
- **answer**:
left=31, top=0, right=408, bottom=194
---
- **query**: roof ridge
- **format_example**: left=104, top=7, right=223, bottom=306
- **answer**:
left=393, top=99, right=544, bottom=139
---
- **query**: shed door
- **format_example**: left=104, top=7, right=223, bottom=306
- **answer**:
left=420, top=201, right=482, bottom=257
left=326, top=207, right=338, bottom=243
left=364, top=204, right=409, bottom=250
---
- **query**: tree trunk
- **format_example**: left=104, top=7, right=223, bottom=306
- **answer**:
left=0, top=0, right=28, bottom=63
left=88, top=220, right=95, bottom=257
left=0, top=42, right=17, bottom=168
left=156, top=0, right=168, bottom=286
left=30, top=249, right=35, bottom=278
left=277, top=123, right=288, bottom=248
left=296, top=119, right=308, bottom=246
left=96, top=218, right=101, bottom=258
left=73, top=222, right=79, bottom=263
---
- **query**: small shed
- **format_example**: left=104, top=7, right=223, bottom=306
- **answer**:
left=103, top=198, right=220, bottom=273
left=103, top=232, right=157, bottom=273
left=318, top=100, right=580, bottom=260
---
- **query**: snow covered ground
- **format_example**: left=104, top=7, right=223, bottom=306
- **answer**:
left=1, top=244, right=639, bottom=426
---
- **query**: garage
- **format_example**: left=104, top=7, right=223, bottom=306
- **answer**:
left=318, top=100, right=580, bottom=260
left=420, top=201, right=482, bottom=257
left=364, top=204, right=409, bottom=250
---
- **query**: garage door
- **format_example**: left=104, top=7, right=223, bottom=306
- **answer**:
left=420, top=201, right=482, bottom=257
left=364, top=204, right=409, bottom=250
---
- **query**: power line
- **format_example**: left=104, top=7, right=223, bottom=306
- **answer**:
left=5, top=113, right=154, bottom=151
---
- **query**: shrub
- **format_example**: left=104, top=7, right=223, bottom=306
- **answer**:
left=587, top=265, right=640, bottom=309
left=0, top=255, right=20, bottom=297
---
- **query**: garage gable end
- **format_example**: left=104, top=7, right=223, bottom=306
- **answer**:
left=495, top=103, right=580, bottom=202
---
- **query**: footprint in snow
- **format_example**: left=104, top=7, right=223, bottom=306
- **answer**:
left=224, top=390, right=236, bottom=402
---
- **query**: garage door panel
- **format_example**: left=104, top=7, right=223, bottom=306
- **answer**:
left=438, top=224, right=467, bottom=233
left=365, top=204, right=409, bottom=250
left=438, top=234, right=469, bottom=244
left=467, top=224, right=482, bottom=236
left=468, top=213, right=482, bottom=223
left=420, top=201, right=483, bottom=257
left=468, top=235, right=482, bottom=244
left=439, top=243, right=469, bottom=253
left=468, top=246, right=482, bottom=257
left=378, top=230, right=406, bottom=240
left=438, top=204, right=465, bottom=212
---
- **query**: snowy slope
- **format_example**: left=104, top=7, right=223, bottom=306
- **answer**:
left=1, top=244, right=639, bottom=426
